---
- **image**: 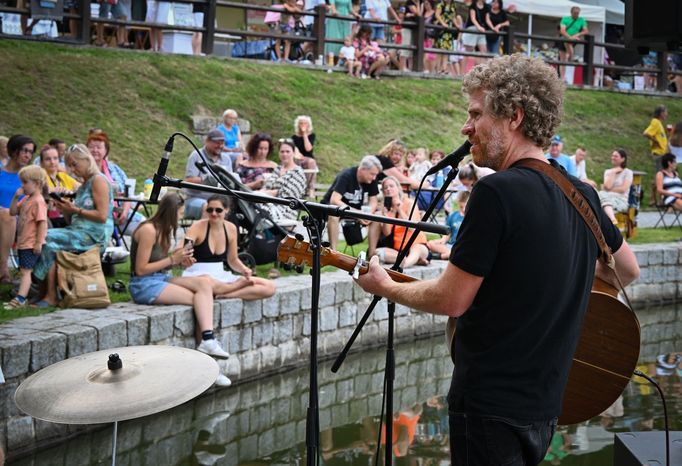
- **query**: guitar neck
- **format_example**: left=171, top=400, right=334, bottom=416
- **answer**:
left=327, top=253, right=417, bottom=283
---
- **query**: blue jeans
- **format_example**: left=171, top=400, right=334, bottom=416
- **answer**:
left=449, top=412, right=556, bottom=466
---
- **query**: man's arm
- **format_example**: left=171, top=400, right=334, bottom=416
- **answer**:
left=595, top=240, right=640, bottom=289
left=356, top=257, right=483, bottom=317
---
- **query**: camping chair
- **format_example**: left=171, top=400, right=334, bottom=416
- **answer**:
left=653, top=195, right=682, bottom=229
left=615, top=177, right=642, bottom=239
left=341, top=219, right=364, bottom=255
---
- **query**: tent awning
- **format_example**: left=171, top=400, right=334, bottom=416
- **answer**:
left=509, top=0, right=606, bottom=23
left=572, top=0, right=624, bottom=25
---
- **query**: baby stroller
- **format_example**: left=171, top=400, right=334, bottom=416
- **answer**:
left=206, top=164, right=289, bottom=268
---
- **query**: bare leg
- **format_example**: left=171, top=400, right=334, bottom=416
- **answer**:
left=327, top=216, right=339, bottom=250
left=215, top=277, right=276, bottom=300
left=275, top=39, right=282, bottom=60
left=192, top=32, right=202, bottom=55
left=0, top=212, right=16, bottom=280
left=17, top=268, right=32, bottom=299
left=164, top=276, right=214, bottom=338
left=366, top=221, right=381, bottom=258
left=39, top=264, right=59, bottom=305
left=602, top=205, right=617, bottom=223
left=283, top=40, right=291, bottom=61
left=427, top=240, right=451, bottom=257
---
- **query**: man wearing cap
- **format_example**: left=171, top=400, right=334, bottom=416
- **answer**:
left=184, top=129, right=234, bottom=219
left=545, top=135, right=577, bottom=177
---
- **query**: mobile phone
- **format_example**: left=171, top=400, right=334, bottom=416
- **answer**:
left=384, top=196, right=393, bottom=210
left=183, top=238, right=194, bottom=250
left=49, top=192, right=63, bottom=202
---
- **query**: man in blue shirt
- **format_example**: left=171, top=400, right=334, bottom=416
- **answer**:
left=545, top=135, right=577, bottom=177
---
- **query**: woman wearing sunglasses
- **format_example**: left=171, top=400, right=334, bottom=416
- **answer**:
left=182, top=195, right=276, bottom=300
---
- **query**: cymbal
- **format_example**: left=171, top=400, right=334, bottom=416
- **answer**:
left=15, top=345, right=219, bottom=424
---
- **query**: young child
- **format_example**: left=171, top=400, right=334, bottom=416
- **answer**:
left=408, top=147, right=432, bottom=181
left=339, top=36, right=361, bottom=76
left=427, top=190, right=469, bottom=259
left=6, top=166, right=48, bottom=308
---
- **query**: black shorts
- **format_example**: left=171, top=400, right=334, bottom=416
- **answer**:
left=18, top=249, right=40, bottom=270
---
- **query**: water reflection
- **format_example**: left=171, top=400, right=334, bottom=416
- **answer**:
left=8, top=304, right=682, bottom=465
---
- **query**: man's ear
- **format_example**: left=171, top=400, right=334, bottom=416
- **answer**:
left=510, top=107, right=524, bottom=131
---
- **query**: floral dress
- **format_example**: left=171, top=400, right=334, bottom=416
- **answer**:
left=34, top=174, right=114, bottom=280
left=434, top=1, right=458, bottom=50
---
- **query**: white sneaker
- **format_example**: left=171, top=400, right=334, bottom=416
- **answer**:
left=197, top=339, right=230, bottom=359
left=214, top=373, right=232, bottom=387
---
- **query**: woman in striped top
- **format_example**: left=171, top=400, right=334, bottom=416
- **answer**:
left=655, top=153, right=682, bottom=210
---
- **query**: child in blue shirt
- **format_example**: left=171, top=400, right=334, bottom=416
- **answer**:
left=427, top=190, right=469, bottom=259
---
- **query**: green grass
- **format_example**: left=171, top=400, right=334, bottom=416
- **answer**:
left=2, top=40, right=682, bottom=186
left=629, top=227, right=682, bottom=244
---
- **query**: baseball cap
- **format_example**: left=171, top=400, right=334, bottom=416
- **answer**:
left=206, top=129, right=225, bottom=141
left=550, top=135, right=562, bottom=144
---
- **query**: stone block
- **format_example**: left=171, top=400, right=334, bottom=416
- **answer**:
left=250, top=404, right=271, bottom=432
left=335, top=280, right=353, bottom=303
left=336, top=377, right=354, bottom=403
left=0, top=380, right=20, bottom=418
left=279, top=288, right=301, bottom=315
left=34, top=418, right=68, bottom=441
left=260, top=345, right=280, bottom=369
left=238, top=433, right=258, bottom=461
left=648, top=249, right=663, bottom=266
left=320, top=306, right=338, bottom=332
left=663, top=247, right=679, bottom=264
left=633, top=247, right=649, bottom=266
left=302, top=313, right=311, bottom=337
left=279, top=340, right=300, bottom=364
left=83, top=317, right=128, bottom=350
left=54, top=324, right=98, bottom=358
left=243, top=300, right=263, bottom=324
left=373, top=299, right=388, bottom=321
left=252, top=321, right=274, bottom=347
left=274, top=422, right=297, bottom=448
left=637, top=266, right=650, bottom=284
left=220, top=299, right=243, bottom=327
left=240, top=350, right=260, bottom=377
left=7, top=416, right=34, bottom=450
left=133, top=309, right=175, bottom=342
left=0, top=337, right=31, bottom=378
left=30, top=332, right=67, bottom=372
left=300, top=283, right=312, bottom=310
left=173, top=307, right=194, bottom=337
left=261, top=295, right=280, bottom=319
left=257, top=428, right=275, bottom=456
left=53, top=308, right=100, bottom=321
left=338, top=302, right=357, bottom=327
left=318, top=280, right=336, bottom=308
left=274, top=316, right=293, bottom=345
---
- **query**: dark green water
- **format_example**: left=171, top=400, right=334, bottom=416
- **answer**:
left=9, top=304, right=682, bottom=465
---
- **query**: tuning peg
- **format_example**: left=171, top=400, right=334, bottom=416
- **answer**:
left=295, top=233, right=305, bottom=241
left=295, top=265, right=305, bottom=274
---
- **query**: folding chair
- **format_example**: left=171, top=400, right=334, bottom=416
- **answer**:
left=654, top=196, right=682, bottom=229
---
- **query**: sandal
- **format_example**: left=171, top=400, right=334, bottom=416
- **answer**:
left=32, top=299, right=52, bottom=308
left=4, top=298, right=25, bottom=309
left=109, top=280, right=127, bottom=293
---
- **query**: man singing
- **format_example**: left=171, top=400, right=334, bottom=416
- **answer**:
left=355, top=54, right=640, bottom=465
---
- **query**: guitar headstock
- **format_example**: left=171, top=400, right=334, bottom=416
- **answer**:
left=277, top=235, right=332, bottom=271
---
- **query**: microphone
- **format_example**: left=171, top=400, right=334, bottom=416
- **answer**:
left=425, top=140, right=472, bottom=176
left=195, top=160, right=207, bottom=173
left=150, top=136, right=175, bottom=203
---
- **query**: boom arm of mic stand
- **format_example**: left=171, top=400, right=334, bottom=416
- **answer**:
left=331, top=167, right=459, bottom=373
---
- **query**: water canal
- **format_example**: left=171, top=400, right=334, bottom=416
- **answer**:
left=9, top=304, right=682, bottom=465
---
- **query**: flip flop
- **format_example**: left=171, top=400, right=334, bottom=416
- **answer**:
left=32, top=300, right=52, bottom=308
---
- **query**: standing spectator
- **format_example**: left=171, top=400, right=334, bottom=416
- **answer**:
left=434, top=0, right=461, bottom=74
left=301, top=0, right=326, bottom=58
left=113, top=0, right=132, bottom=47
left=33, top=144, right=114, bottom=307
left=216, top=109, right=244, bottom=168
left=192, top=0, right=207, bottom=55
left=128, top=193, right=232, bottom=377
left=643, top=105, right=669, bottom=204
left=0, top=136, right=9, bottom=167
left=259, top=139, right=306, bottom=224
left=364, top=0, right=401, bottom=42
left=598, top=149, right=633, bottom=224
left=545, top=135, right=576, bottom=177
left=5, top=166, right=48, bottom=309
left=40, top=144, right=80, bottom=228
left=321, top=155, right=381, bottom=251
left=291, top=115, right=319, bottom=198
left=461, top=0, right=489, bottom=69
left=570, top=146, right=597, bottom=188
left=0, top=135, right=34, bottom=284
left=485, top=0, right=509, bottom=55
left=146, top=0, right=170, bottom=51
left=422, top=0, right=438, bottom=74
left=558, top=6, right=588, bottom=82
left=275, top=0, right=304, bottom=62
left=325, top=0, right=354, bottom=65
left=237, top=133, right=278, bottom=190
left=183, top=195, right=276, bottom=300
left=353, top=25, right=389, bottom=79
left=655, top=153, right=682, bottom=212
left=668, top=121, right=682, bottom=164
left=183, top=129, right=233, bottom=219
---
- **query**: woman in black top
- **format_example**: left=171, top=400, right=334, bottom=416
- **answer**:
left=183, top=195, right=276, bottom=300
left=291, top=115, right=318, bottom=198
left=485, top=0, right=509, bottom=55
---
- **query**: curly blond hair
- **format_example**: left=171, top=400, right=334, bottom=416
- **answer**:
left=462, top=54, right=564, bottom=149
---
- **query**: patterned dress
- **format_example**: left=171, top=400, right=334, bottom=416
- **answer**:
left=236, top=164, right=277, bottom=185
left=325, top=0, right=352, bottom=56
left=34, top=174, right=114, bottom=280
left=261, top=165, right=306, bottom=222
left=434, top=1, right=458, bottom=51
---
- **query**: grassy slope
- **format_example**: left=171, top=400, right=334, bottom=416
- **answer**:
left=2, top=39, right=682, bottom=185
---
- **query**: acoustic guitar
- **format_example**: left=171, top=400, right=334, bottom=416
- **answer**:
left=277, top=235, right=641, bottom=425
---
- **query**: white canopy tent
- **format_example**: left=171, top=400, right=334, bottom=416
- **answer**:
left=508, top=0, right=607, bottom=85
left=573, top=0, right=625, bottom=25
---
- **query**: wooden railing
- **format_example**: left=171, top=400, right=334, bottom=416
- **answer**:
left=1, top=1, right=680, bottom=91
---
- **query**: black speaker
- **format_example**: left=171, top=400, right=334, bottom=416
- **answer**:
left=624, top=0, right=682, bottom=52
left=614, top=431, right=682, bottom=466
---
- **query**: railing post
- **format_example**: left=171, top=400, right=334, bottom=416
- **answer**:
left=583, top=34, right=594, bottom=86
left=313, top=3, right=326, bottom=61
left=79, top=0, right=91, bottom=45
left=202, top=0, right=216, bottom=55
left=503, top=26, right=513, bottom=55
left=413, top=15, right=424, bottom=72
left=657, top=52, right=669, bottom=92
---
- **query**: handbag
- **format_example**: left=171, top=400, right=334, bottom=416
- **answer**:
left=56, top=247, right=111, bottom=309
left=341, top=220, right=364, bottom=246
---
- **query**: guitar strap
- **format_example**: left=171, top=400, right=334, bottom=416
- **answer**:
left=513, top=158, right=633, bottom=307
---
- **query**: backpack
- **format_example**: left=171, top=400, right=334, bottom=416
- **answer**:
left=57, top=247, right=111, bottom=309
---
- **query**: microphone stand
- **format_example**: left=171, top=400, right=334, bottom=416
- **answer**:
left=152, top=173, right=447, bottom=466
left=331, top=167, right=460, bottom=466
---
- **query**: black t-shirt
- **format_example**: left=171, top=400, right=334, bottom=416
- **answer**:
left=466, top=2, right=489, bottom=28
left=321, top=166, right=379, bottom=209
left=292, top=133, right=316, bottom=159
left=487, top=9, right=508, bottom=41
left=447, top=162, right=623, bottom=420
left=375, top=155, right=395, bottom=182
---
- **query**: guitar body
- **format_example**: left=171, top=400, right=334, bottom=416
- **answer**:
left=277, top=236, right=640, bottom=426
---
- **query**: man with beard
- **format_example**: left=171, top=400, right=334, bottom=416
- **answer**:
left=354, top=54, right=640, bottom=465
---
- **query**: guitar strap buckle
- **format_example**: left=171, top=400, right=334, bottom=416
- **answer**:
left=350, top=251, right=366, bottom=279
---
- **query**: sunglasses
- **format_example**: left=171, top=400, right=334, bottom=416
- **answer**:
left=278, top=138, right=294, bottom=144
left=206, top=207, right=224, bottom=214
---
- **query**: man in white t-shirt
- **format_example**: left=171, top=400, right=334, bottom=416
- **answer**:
left=570, top=146, right=597, bottom=188
left=365, top=0, right=400, bottom=41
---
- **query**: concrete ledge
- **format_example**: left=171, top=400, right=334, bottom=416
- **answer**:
left=1, top=243, right=681, bottom=456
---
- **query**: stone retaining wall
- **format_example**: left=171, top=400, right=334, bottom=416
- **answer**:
left=1, top=243, right=681, bottom=458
